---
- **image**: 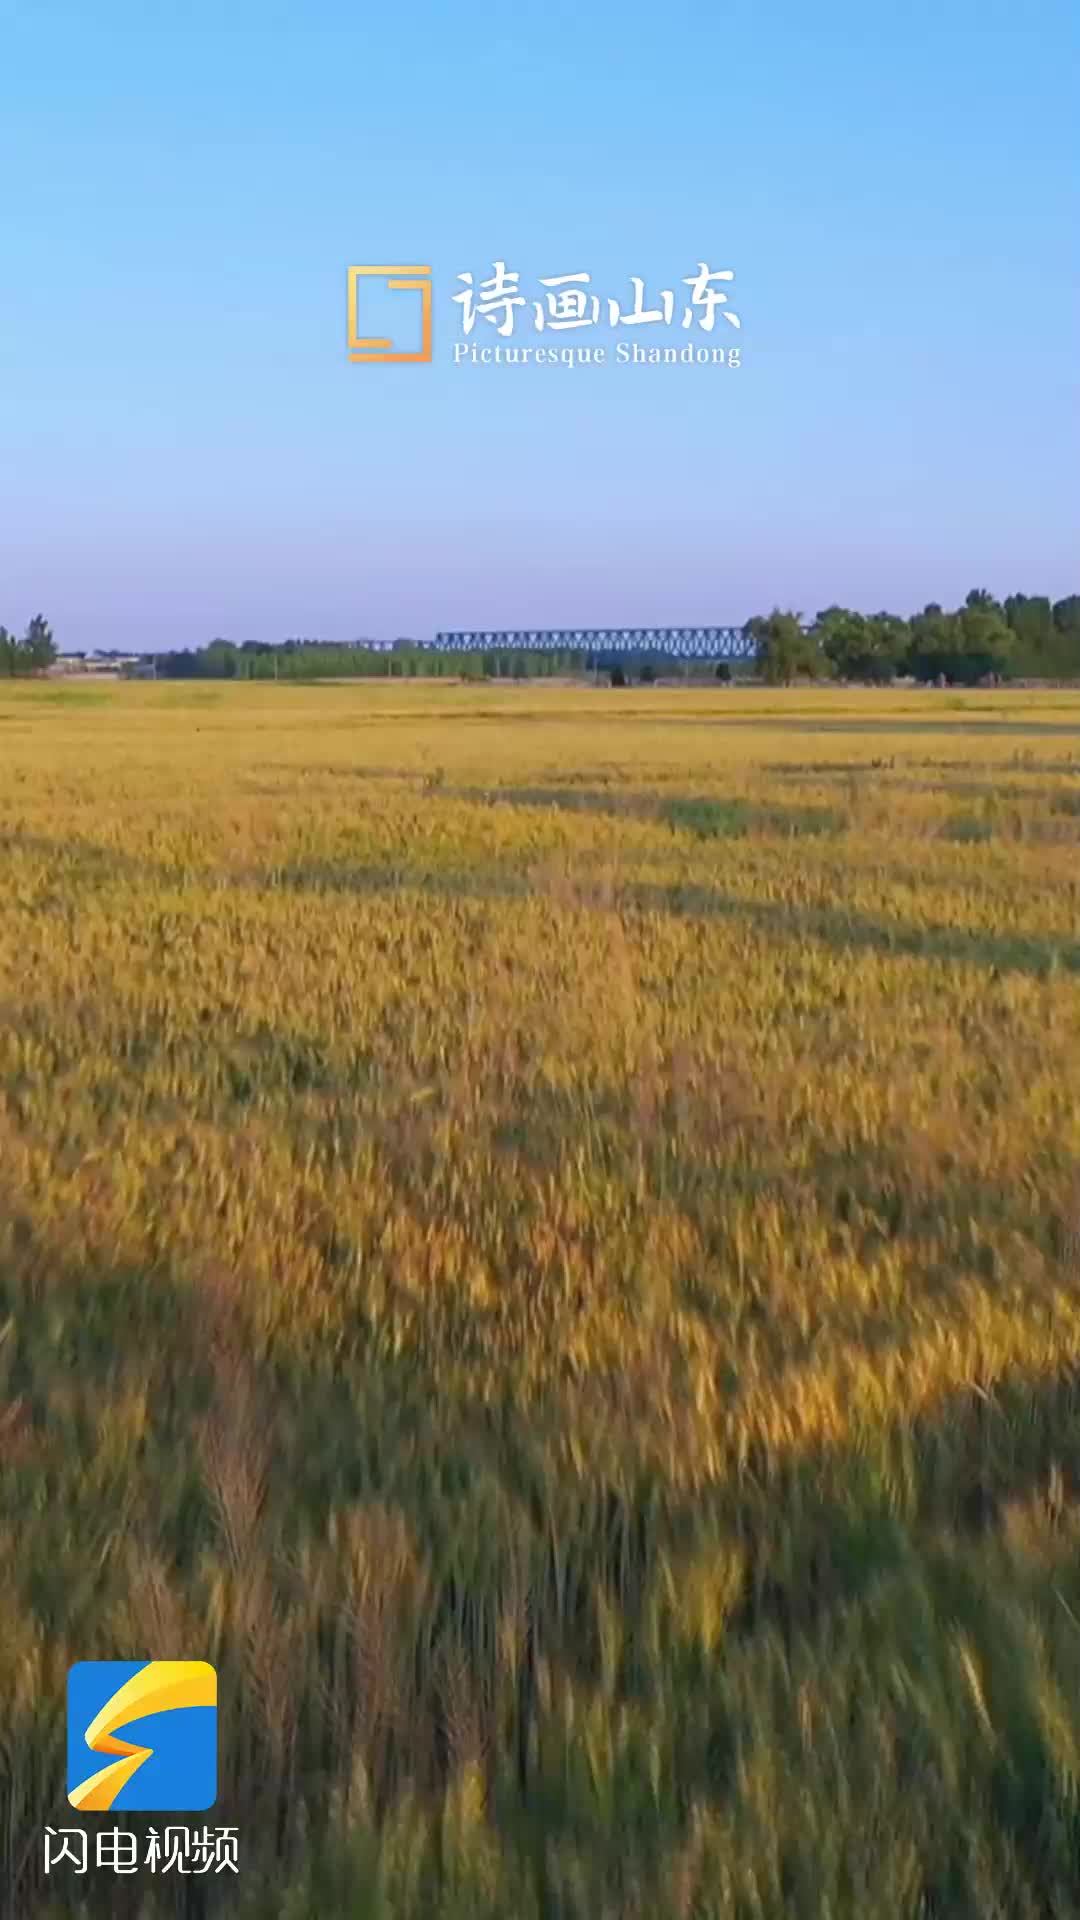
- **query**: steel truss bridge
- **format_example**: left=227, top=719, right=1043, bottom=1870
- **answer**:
left=431, top=626, right=755, bottom=661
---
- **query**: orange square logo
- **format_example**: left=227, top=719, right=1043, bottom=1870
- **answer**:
left=347, top=266, right=432, bottom=363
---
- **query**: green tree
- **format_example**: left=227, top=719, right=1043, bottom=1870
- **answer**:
left=1004, top=594, right=1053, bottom=664
left=1052, top=594, right=1080, bottom=637
left=907, top=603, right=954, bottom=651
left=1051, top=596, right=1080, bottom=675
left=964, top=586, right=1002, bottom=614
left=905, top=594, right=1013, bottom=684
left=204, top=638, right=238, bottom=679
left=957, top=595, right=1014, bottom=665
left=814, top=605, right=864, bottom=675
left=752, top=610, right=824, bottom=686
left=813, top=607, right=909, bottom=681
left=21, top=613, right=56, bottom=671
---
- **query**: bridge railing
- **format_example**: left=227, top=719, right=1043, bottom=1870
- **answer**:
left=430, top=627, right=755, bottom=660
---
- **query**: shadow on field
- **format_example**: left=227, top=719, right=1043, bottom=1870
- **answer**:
left=273, top=859, right=1080, bottom=981
left=722, top=1360, right=1080, bottom=1630
left=4, top=1143, right=1080, bottom=1916
left=454, top=786, right=847, bottom=838
left=2, top=822, right=1075, bottom=981
left=0, top=829, right=150, bottom=880
left=701, top=716, right=1080, bottom=737
left=768, top=756, right=1080, bottom=779
left=456, top=783, right=650, bottom=819
left=0, top=831, right=176, bottom=903
left=771, top=768, right=1080, bottom=800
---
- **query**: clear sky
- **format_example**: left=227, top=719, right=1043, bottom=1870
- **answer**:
left=2, top=0, right=1076, bottom=651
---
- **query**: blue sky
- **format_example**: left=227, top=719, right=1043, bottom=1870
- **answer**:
left=1, top=0, right=1076, bottom=650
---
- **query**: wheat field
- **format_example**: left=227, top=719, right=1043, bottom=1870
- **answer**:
left=2, top=679, right=1079, bottom=1918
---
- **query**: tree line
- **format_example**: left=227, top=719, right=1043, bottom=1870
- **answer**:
left=6, top=592, right=1078, bottom=686
left=150, top=592, right=1079, bottom=686
left=749, top=591, right=1080, bottom=686
left=0, top=616, right=56, bottom=675
left=155, top=639, right=593, bottom=681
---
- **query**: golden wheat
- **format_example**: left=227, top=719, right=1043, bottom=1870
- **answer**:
left=2, top=679, right=1078, bottom=1918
